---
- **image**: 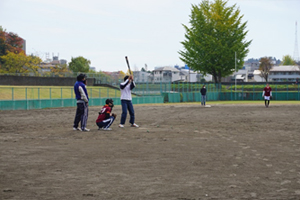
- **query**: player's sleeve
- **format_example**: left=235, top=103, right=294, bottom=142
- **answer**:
left=79, top=86, right=88, bottom=102
left=105, top=107, right=111, bottom=119
left=120, top=79, right=129, bottom=89
left=130, top=81, right=135, bottom=90
left=262, top=91, right=265, bottom=97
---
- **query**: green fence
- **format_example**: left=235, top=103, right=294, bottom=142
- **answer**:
left=0, top=96, right=164, bottom=110
left=1, top=83, right=300, bottom=110
left=0, top=85, right=167, bottom=110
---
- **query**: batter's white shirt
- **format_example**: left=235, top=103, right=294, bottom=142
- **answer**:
left=120, top=79, right=135, bottom=100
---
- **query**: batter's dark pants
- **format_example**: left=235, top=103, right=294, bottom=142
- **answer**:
left=120, top=100, right=135, bottom=125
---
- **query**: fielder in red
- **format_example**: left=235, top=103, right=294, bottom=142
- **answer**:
left=262, top=83, right=272, bottom=107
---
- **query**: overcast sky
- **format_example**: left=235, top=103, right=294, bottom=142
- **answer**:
left=1, top=0, right=299, bottom=72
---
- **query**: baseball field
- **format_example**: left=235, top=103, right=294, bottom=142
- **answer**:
left=1, top=102, right=300, bottom=199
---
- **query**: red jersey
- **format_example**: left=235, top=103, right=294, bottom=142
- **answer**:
left=96, top=104, right=112, bottom=123
left=263, top=87, right=272, bottom=96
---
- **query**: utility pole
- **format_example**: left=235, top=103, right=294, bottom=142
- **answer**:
left=294, top=21, right=300, bottom=62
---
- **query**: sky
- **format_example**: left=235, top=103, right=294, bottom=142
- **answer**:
left=1, top=0, right=300, bottom=72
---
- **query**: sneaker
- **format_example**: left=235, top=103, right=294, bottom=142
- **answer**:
left=102, top=128, right=112, bottom=131
left=119, top=124, right=124, bottom=128
left=131, top=123, right=139, bottom=128
left=81, top=128, right=90, bottom=132
left=73, top=127, right=82, bottom=131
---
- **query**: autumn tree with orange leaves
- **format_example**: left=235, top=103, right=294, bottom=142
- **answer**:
left=0, top=26, right=24, bottom=60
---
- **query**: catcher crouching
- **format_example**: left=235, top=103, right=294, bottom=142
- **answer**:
left=96, top=99, right=116, bottom=131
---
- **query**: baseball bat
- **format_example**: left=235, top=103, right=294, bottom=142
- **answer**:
left=125, top=56, right=132, bottom=75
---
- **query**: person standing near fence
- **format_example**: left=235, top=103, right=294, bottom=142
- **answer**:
left=119, top=75, right=139, bottom=128
left=73, top=73, right=90, bottom=131
left=200, top=85, right=207, bottom=106
left=262, top=83, right=272, bottom=108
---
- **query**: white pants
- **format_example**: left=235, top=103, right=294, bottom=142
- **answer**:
left=264, top=96, right=270, bottom=100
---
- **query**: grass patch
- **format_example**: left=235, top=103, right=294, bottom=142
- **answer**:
left=0, top=86, right=122, bottom=100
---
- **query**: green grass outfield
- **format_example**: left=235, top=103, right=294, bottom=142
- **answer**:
left=132, top=100, right=300, bottom=107
left=162, top=100, right=300, bottom=106
left=0, top=85, right=122, bottom=100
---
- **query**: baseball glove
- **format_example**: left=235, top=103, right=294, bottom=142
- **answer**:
left=112, top=113, right=117, bottom=118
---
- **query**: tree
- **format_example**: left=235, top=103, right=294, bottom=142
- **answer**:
left=0, top=26, right=6, bottom=59
left=50, top=63, right=72, bottom=77
left=0, top=27, right=24, bottom=60
left=179, top=0, right=251, bottom=83
left=68, top=56, right=91, bottom=72
left=259, top=57, right=273, bottom=82
left=0, top=52, right=41, bottom=75
left=281, top=55, right=295, bottom=65
left=119, top=70, right=126, bottom=79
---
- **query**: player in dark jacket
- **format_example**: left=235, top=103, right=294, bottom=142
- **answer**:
left=73, top=73, right=89, bottom=131
left=200, top=85, right=207, bottom=106
left=96, top=99, right=116, bottom=131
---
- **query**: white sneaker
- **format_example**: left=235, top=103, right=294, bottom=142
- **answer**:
left=119, top=124, right=124, bottom=128
left=102, top=128, right=112, bottom=131
left=131, top=123, right=139, bottom=128
left=82, top=128, right=90, bottom=132
left=73, top=127, right=82, bottom=131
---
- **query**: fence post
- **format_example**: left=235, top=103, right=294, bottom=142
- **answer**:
left=26, top=88, right=28, bottom=110
left=276, top=84, right=277, bottom=100
left=231, top=84, right=232, bottom=101
left=287, top=84, right=288, bottom=100
left=12, top=88, right=14, bottom=100
left=242, top=84, right=244, bottom=100
left=38, top=88, right=41, bottom=109
left=147, top=81, right=149, bottom=95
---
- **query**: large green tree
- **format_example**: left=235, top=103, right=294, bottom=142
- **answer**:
left=281, top=55, right=295, bottom=65
left=68, top=56, right=91, bottom=72
left=179, top=0, right=251, bottom=83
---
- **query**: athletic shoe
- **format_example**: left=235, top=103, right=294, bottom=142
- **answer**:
left=119, top=124, right=124, bottom=128
left=131, top=123, right=139, bottom=128
left=102, top=128, right=112, bottom=131
left=73, top=127, right=82, bottom=131
left=82, top=128, right=90, bottom=132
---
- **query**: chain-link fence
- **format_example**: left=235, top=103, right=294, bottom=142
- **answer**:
left=1, top=83, right=299, bottom=110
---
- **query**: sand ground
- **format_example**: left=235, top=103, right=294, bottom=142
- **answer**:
left=1, top=103, right=300, bottom=200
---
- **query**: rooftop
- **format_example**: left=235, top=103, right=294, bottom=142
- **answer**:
left=270, top=65, right=300, bottom=72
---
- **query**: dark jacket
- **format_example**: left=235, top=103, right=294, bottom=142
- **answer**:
left=200, top=88, right=206, bottom=95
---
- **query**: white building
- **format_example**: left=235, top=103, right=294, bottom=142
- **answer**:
left=253, top=66, right=300, bottom=82
left=179, top=69, right=213, bottom=82
left=269, top=65, right=300, bottom=82
left=132, top=71, right=151, bottom=83
left=153, top=67, right=181, bottom=83
left=253, top=70, right=267, bottom=82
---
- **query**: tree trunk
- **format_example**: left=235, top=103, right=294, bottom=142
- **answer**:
left=212, top=73, right=218, bottom=83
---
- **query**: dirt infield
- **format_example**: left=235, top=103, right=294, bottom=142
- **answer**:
left=1, top=103, right=300, bottom=200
